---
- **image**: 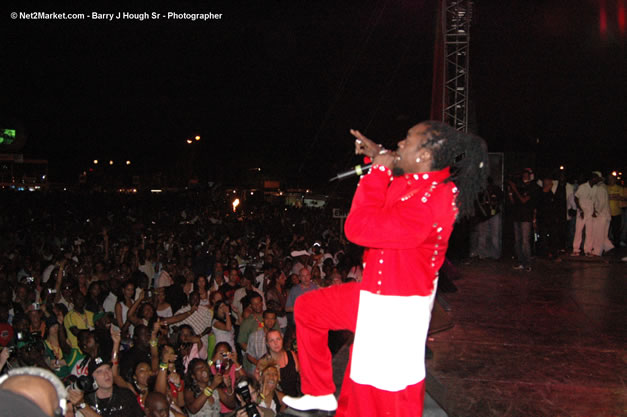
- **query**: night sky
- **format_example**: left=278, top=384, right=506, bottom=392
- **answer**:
left=1, top=0, right=625, bottom=186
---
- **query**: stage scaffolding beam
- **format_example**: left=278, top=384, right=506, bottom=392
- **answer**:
left=441, top=0, right=473, bottom=132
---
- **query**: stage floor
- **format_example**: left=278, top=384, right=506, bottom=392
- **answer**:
left=425, top=250, right=626, bottom=417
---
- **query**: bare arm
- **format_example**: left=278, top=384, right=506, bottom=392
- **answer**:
left=127, top=290, right=146, bottom=326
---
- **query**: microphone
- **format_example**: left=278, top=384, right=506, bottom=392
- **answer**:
left=329, top=163, right=373, bottom=182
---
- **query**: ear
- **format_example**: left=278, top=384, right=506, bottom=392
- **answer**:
left=416, top=147, right=432, bottom=164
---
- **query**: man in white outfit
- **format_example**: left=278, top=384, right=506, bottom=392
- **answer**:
left=589, top=171, right=614, bottom=256
left=572, top=172, right=602, bottom=255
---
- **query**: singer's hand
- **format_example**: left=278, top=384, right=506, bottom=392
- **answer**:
left=350, top=129, right=382, bottom=158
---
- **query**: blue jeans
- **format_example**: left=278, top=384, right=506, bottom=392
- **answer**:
left=475, top=213, right=502, bottom=259
left=513, top=221, right=532, bottom=267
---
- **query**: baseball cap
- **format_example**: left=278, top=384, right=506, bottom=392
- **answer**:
left=0, top=323, right=13, bottom=347
left=88, top=356, right=110, bottom=376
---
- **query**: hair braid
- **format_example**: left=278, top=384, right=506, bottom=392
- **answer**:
left=423, top=121, right=488, bottom=220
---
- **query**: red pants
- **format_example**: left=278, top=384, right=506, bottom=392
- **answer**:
left=294, top=283, right=425, bottom=417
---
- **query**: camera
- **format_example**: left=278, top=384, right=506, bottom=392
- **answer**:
left=236, top=380, right=261, bottom=417
left=67, top=375, right=98, bottom=393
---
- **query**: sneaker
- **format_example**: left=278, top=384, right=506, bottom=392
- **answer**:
left=283, top=394, right=338, bottom=412
left=512, top=264, right=525, bottom=270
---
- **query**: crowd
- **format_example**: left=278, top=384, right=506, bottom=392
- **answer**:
left=0, top=190, right=364, bottom=417
left=1, top=165, right=624, bottom=416
left=472, top=168, right=626, bottom=271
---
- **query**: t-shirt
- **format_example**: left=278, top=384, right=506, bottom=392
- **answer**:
left=511, top=181, right=537, bottom=222
left=607, top=184, right=623, bottom=217
left=86, top=386, right=144, bottom=417
left=285, top=283, right=320, bottom=309
left=63, top=310, right=94, bottom=350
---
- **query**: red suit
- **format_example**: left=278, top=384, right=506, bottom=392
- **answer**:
left=295, top=164, right=457, bottom=417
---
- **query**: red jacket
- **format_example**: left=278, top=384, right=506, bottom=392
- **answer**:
left=345, top=164, right=458, bottom=297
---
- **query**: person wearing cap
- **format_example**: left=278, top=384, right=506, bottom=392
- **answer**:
left=573, top=172, right=604, bottom=255
left=84, top=357, right=144, bottom=417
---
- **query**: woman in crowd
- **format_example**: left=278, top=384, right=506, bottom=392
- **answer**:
left=130, top=361, right=153, bottom=410
left=28, top=307, right=45, bottom=337
left=182, top=269, right=195, bottom=296
left=212, top=301, right=235, bottom=350
left=175, top=324, right=203, bottom=372
left=155, top=287, right=173, bottom=318
left=43, top=312, right=73, bottom=379
left=265, top=272, right=288, bottom=312
left=129, top=289, right=195, bottom=329
left=209, top=342, right=244, bottom=415
left=264, top=329, right=300, bottom=397
left=195, top=275, right=211, bottom=307
left=85, top=281, right=104, bottom=313
left=256, top=358, right=285, bottom=414
left=184, top=357, right=226, bottom=417
left=115, top=280, right=136, bottom=337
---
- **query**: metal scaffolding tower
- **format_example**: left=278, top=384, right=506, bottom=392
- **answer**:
left=441, top=0, right=473, bottom=132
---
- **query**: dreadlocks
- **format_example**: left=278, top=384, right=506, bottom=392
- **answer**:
left=422, top=121, right=488, bottom=220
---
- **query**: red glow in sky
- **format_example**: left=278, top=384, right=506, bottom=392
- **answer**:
left=618, top=0, right=626, bottom=35
left=600, top=0, right=608, bottom=38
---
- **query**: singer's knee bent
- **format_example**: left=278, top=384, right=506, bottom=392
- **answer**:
left=294, top=283, right=360, bottom=332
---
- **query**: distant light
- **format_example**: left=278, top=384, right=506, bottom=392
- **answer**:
left=233, top=190, right=236, bottom=194
left=150, top=189, right=163, bottom=193
left=250, top=191, right=254, bottom=195
left=126, top=160, right=131, bottom=165
left=559, top=166, right=564, bottom=170
left=232, top=198, right=240, bottom=212
left=195, top=136, right=201, bottom=141
left=42, top=175, right=46, bottom=180
left=258, top=168, right=261, bottom=172
left=93, top=159, right=99, bottom=165
left=109, top=160, right=114, bottom=165
left=612, top=171, right=617, bottom=176
left=132, top=188, right=137, bottom=193
left=619, top=172, right=623, bottom=176
left=186, top=139, right=193, bottom=144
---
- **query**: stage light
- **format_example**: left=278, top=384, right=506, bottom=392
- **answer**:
left=186, top=139, right=193, bottom=144
left=612, top=171, right=617, bottom=176
left=559, top=165, right=564, bottom=170
left=109, top=160, right=114, bottom=165
left=195, top=135, right=201, bottom=141
left=93, top=159, right=99, bottom=165
left=126, top=160, right=131, bottom=165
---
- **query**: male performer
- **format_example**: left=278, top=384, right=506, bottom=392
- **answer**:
left=283, top=121, right=488, bottom=417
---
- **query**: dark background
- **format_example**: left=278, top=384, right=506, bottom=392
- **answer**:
left=1, top=0, right=625, bottom=186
